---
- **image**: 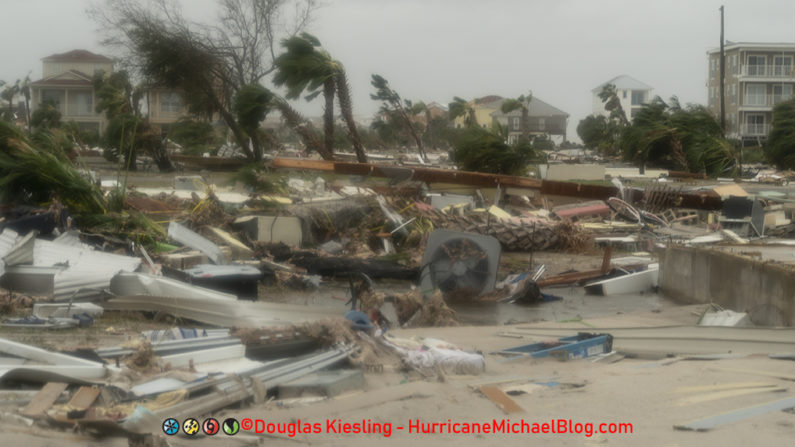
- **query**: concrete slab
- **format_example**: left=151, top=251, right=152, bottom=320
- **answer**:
left=278, top=369, right=364, bottom=398
left=234, top=216, right=303, bottom=247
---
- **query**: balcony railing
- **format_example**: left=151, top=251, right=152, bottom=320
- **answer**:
left=740, top=123, right=771, bottom=136
left=741, top=65, right=795, bottom=78
left=742, top=94, right=794, bottom=107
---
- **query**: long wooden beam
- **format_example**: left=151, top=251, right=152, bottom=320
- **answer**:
left=270, top=158, right=723, bottom=209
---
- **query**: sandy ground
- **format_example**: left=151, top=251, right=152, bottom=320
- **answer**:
left=2, top=303, right=794, bottom=446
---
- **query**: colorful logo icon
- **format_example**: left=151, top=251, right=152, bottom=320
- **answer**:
left=183, top=418, right=200, bottom=435
left=223, top=418, right=240, bottom=435
left=203, top=418, right=220, bottom=435
left=162, top=418, right=179, bottom=435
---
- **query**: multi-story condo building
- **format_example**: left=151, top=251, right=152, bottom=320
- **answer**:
left=707, top=42, right=795, bottom=143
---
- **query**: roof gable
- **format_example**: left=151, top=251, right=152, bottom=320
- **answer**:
left=592, top=75, right=653, bottom=92
left=490, top=96, right=568, bottom=118
left=31, top=70, right=94, bottom=86
left=43, top=49, right=113, bottom=63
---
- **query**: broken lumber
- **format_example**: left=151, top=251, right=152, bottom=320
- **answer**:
left=271, top=158, right=724, bottom=209
left=288, top=251, right=418, bottom=280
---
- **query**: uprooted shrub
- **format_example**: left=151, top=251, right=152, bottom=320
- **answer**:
left=0, top=121, right=106, bottom=215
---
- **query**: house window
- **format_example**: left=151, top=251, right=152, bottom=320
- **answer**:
left=71, top=91, right=93, bottom=116
left=537, top=117, right=545, bottom=131
left=708, top=86, right=716, bottom=106
left=510, top=116, right=520, bottom=131
left=772, top=84, right=793, bottom=104
left=622, top=90, right=627, bottom=99
left=745, top=114, right=765, bottom=135
left=710, top=58, right=717, bottom=77
left=730, top=54, right=738, bottom=75
left=41, top=89, right=65, bottom=112
left=747, top=55, right=766, bottom=76
left=631, top=90, right=645, bottom=105
left=773, top=55, right=793, bottom=77
left=745, top=84, right=767, bottom=106
left=729, top=84, right=737, bottom=105
left=161, top=92, right=182, bottom=114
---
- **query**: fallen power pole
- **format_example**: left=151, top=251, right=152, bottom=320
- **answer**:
left=271, top=158, right=723, bottom=210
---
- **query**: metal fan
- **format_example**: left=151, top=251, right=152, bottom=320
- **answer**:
left=420, top=230, right=501, bottom=298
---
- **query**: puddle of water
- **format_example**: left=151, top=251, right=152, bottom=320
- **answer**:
left=260, top=280, right=667, bottom=326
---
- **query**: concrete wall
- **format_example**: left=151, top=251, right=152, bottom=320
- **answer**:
left=659, top=246, right=795, bottom=326
left=545, top=164, right=605, bottom=181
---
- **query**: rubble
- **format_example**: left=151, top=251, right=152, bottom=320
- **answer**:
left=2, top=145, right=795, bottom=444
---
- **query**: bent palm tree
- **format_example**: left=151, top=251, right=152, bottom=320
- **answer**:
left=370, top=74, right=426, bottom=161
left=501, top=92, right=532, bottom=143
left=598, top=84, right=630, bottom=127
left=274, top=33, right=366, bottom=163
left=448, top=96, right=477, bottom=128
left=274, top=33, right=337, bottom=159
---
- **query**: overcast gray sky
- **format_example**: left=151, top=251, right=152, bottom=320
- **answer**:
left=2, top=0, right=795, bottom=141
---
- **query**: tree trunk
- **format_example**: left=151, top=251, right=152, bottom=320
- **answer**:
left=468, top=108, right=477, bottom=127
left=214, top=95, right=255, bottom=160
left=400, top=109, right=426, bottom=161
left=275, top=99, right=333, bottom=160
left=152, top=143, right=176, bottom=172
left=323, top=78, right=335, bottom=156
left=521, top=107, right=530, bottom=143
left=425, top=109, right=436, bottom=149
left=334, top=70, right=367, bottom=163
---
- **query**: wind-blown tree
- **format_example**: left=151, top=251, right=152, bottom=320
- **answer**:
left=91, top=0, right=316, bottom=161
left=234, top=83, right=277, bottom=155
left=765, top=98, right=795, bottom=169
left=1, top=79, right=19, bottom=122
left=30, top=100, right=62, bottom=130
left=370, top=74, right=426, bottom=160
left=621, top=96, right=736, bottom=177
left=94, top=70, right=175, bottom=171
left=501, top=92, right=533, bottom=143
left=19, top=74, right=32, bottom=131
left=452, top=126, right=540, bottom=175
left=598, top=84, right=630, bottom=127
left=448, top=96, right=477, bottom=127
left=576, top=114, right=622, bottom=156
left=273, top=33, right=337, bottom=160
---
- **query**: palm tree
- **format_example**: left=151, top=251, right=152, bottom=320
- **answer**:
left=274, top=33, right=337, bottom=159
left=370, top=74, right=426, bottom=161
left=1, top=79, right=20, bottom=122
left=500, top=91, right=533, bottom=143
left=448, top=97, right=477, bottom=128
left=412, top=101, right=436, bottom=149
left=273, top=96, right=329, bottom=159
left=598, top=84, right=630, bottom=127
left=334, top=67, right=367, bottom=163
left=273, top=33, right=367, bottom=163
left=19, top=74, right=32, bottom=131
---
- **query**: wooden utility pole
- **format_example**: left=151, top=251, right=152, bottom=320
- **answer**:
left=719, top=5, right=726, bottom=131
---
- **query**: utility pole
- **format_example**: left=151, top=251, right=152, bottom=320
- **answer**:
left=719, top=5, right=726, bottom=131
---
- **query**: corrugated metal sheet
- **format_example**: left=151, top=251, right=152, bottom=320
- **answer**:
left=52, top=230, right=91, bottom=249
left=2, top=230, right=37, bottom=267
left=0, top=229, right=20, bottom=277
left=168, top=221, right=226, bottom=264
left=29, top=239, right=142, bottom=301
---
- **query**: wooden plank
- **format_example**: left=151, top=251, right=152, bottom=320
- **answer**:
left=711, top=367, right=795, bottom=382
left=67, top=386, right=101, bottom=411
left=479, top=385, right=524, bottom=414
left=271, top=158, right=335, bottom=172
left=20, top=382, right=68, bottom=418
left=675, top=382, right=777, bottom=394
left=674, top=395, right=795, bottom=431
left=676, top=387, right=786, bottom=406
